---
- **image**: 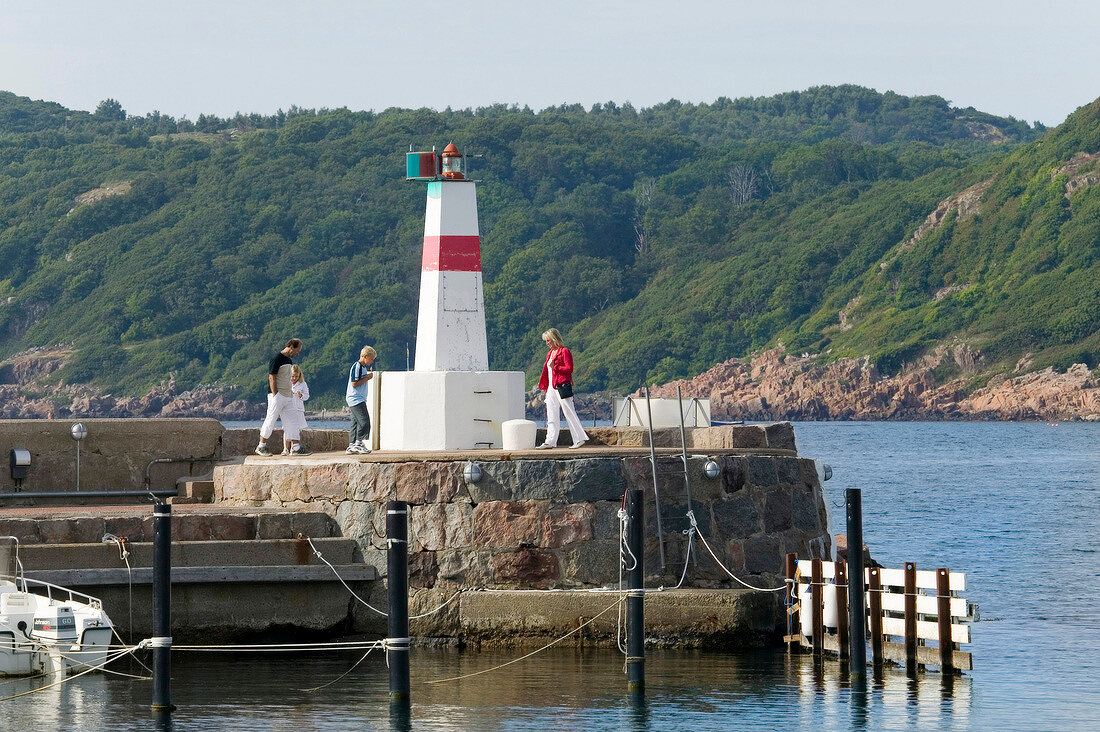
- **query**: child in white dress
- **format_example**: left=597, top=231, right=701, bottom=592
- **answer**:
left=282, top=365, right=311, bottom=455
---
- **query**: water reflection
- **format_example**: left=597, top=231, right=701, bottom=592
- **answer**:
left=787, top=652, right=971, bottom=731
left=627, top=690, right=649, bottom=731
left=0, top=647, right=976, bottom=731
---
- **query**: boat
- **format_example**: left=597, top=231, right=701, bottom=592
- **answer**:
left=0, top=537, right=116, bottom=677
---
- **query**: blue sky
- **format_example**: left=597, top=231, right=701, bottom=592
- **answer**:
left=2, top=1, right=1097, bottom=125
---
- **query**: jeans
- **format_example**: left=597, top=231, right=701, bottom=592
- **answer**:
left=349, top=402, right=371, bottom=445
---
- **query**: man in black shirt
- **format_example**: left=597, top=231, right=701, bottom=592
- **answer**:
left=255, top=338, right=303, bottom=456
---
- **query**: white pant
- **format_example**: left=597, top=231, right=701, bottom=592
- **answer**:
left=544, top=387, right=588, bottom=446
left=283, top=405, right=306, bottom=441
left=260, top=393, right=293, bottom=440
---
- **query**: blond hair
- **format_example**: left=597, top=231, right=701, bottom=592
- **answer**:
left=291, top=365, right=304, bottom=380
left=361, top=346, right=377, bottom=359
left=541, top=328, right=565, bottom=348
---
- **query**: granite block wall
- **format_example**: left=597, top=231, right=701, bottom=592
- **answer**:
left=214, top=451, right=830, bottom=592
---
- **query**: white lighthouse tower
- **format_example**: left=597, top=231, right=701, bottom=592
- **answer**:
left=414, top=144, right=488, bottom=371
left=368, top=144, right=525, bottom=450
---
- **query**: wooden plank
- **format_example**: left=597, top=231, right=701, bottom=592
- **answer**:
left=904, top=562, right=918, bottom=669
left=26, top=564, right=379, bottom=586
left=868, top=566, right=884, bottom=665
left=811, top=558, right=824, bottom=656
left=874, top=566, right=965, bottom=592
left=937, top=567, right=954, bottom=673
left=797, top=560, right=967, bottom=592
left=797, top=560, right=966, bottom=592
left=883, top=641, right=972, bottom=671
left=798, top=559, right=836, bottom=579
left=785, top=553, right=799, bottom=655
left=836, top=561, right=849, bottom=659
left=879, top=616, right=971, bottom=645
left=815, top=636, right=972, bottom=671
left=877, top=592, right=968, bottom=618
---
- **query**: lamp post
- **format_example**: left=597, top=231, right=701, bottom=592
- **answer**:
left=70, top=422, right=87, bottom=491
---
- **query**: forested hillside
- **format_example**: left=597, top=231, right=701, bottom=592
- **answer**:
left=3, top=85, right=1093, bottom=409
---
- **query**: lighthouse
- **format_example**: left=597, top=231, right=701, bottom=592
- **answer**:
left=413, top=144, right=488, bottom=371
left=367, top=143, right=525, bottom=451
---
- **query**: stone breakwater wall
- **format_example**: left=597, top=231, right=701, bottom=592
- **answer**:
left=213, top=430, right=831, bottom=597
left=0, top=418, right=350, bottom=496
left=0, top=418, right=226, bottom=496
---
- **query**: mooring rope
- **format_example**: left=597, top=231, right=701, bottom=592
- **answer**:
left=307, top=537, right=466, bottom=620
left=3, top=633, right=150, bottom=681
left=424, top=597, right=624, bottom=685
left=102, top=533, right=134, bottom=645
left=0, top=644, right=143, bottom=702
left=306, top=537, right=389, bottom=616
left=617, top=507, right=639, bottom=572
left=168, top=640, right=386, bottom=652
left=303, top=645, right=379, bottom=693
left=685, top=511, right=790, bottom=593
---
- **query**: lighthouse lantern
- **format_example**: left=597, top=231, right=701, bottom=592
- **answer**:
left=441, top=143, right=464, bottom=180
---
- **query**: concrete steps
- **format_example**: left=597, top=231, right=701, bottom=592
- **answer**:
left=174, top=473, right=215, bottom=504
left=2, top=509, right=373, bottom=587
left=0, top=509, right=379, bottom=640
left=20, top=537, right=357, bottom=570
left=0, top=506, right=341, bottom=545
left=19, top=538, right=376, bottom=587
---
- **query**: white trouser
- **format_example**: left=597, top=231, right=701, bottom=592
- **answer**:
left=259, top=393, right=292, bottom=440
left=544, top=386, right=588, bottom=446
left=283, top=406, right=306, bottom=441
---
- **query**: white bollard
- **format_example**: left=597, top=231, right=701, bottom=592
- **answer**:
left=502, top=419, right=537, bottom=450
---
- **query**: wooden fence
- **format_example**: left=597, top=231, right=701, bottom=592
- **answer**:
left=785, top=555, right=976, bottom=672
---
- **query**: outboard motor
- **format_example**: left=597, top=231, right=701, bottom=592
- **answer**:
left=32, top=606, right=78, bottom=675
left=32, top=606, right=78, bottom=644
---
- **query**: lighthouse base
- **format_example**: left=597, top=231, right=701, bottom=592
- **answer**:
left=372, top=371, right=526, bottom=451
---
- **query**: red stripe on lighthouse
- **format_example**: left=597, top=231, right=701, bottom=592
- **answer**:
left=421, top=235, right=482, bottom=272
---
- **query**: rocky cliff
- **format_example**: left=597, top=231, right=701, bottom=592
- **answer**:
left=0, top=346, right=262, bottom=419
left=6, top=344, right=1098, bottom=422
left=642, top=347, right=1100, bottom=422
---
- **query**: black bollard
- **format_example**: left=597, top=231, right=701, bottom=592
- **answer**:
left=151, top=501, right=173, bottom=712
left=386, top=500, right=411, bottom=708
left=846, top=488, right=867, bottom=679
left=625, top=486, right=644, bottom=692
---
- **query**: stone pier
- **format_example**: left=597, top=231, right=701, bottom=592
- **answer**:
left=213, top=422, right=831, bottom=645
left=0, top=420, right=832, bottom=647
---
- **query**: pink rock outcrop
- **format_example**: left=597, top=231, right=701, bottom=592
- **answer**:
left=643, top=347, right=1100, bottom=422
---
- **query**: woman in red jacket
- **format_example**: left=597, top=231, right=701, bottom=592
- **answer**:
left=536, top=328, right=589, bottom=449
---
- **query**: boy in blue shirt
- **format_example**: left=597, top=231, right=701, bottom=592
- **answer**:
left=346, top=346, right=376, bottom=454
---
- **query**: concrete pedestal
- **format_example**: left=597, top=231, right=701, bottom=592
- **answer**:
left=501, top=419, right=537, bottom=450
left=372, top=371, right=525, bottom=450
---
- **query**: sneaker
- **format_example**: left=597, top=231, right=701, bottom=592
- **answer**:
left=255, top=445, right=272, bottom=457
left=346, top=445, right=358, bottom=454
left=347, top=443, right=366, bottom=454
left=280, top=449, right=290, bottom=456
left=535, top=442, right=554, bottom=449
left=570, top=441, right=587, bottom=449
left=291, top=448, right=312, bottom=456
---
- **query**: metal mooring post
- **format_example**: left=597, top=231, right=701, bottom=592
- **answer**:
left=387, top=500, right=411, bottom=709
left=625, top=485, right=645, bottom=693
left=846, top=488, right=867, bottom=678
left=151, top=501, right=173, bottom=713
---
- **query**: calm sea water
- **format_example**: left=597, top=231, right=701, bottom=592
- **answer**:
left=1, top=422, right=1097, bottom=730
